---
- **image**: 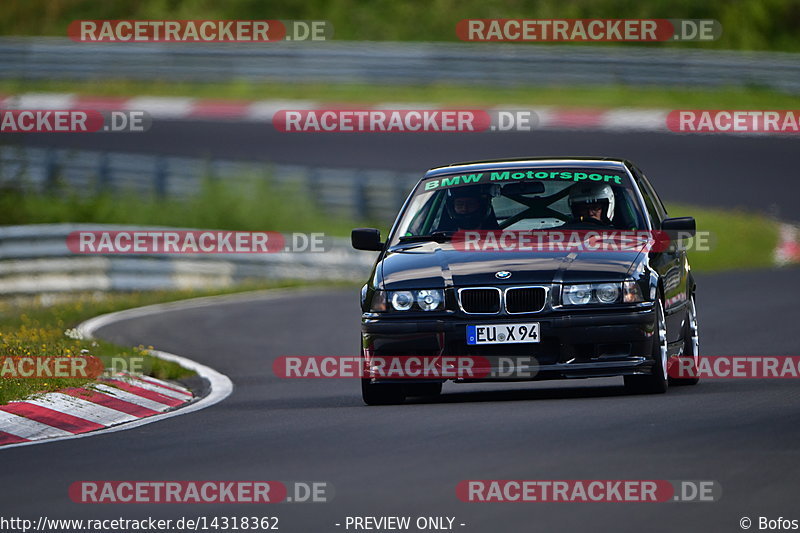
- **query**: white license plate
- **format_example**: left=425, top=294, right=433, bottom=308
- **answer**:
left=466, top=323, right=540, bottom=345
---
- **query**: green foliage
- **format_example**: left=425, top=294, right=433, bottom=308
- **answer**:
left=3, top=0, right=800, bottom=51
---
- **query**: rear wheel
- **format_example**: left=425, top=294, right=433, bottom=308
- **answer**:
left=670, top=295, right=700, bottom=386
left=625, top=299, right=668, bottom=394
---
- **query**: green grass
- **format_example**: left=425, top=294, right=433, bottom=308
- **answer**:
left=0, top=294, right=194, bottom=405
left=669, top=203, right=779, bottom=271
left=3, top=79, right=800, bottom=110
left=0, top=175, right=371, bottom=236
left=0, top=280, right=345, bottom=404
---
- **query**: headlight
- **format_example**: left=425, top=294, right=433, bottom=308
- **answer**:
left=416, top=289, right=443, bottom=311
left=380, top=289, right=445, bottom=311
left=561, top=282, right=632, bottom=305
left=390, top=291, right=415, bottom=311
left=595, top=283, right=620, bottom=303
left=563, top=284, right=592, bottom=305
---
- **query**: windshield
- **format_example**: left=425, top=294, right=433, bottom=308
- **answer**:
left=390, top=167, right=647, bottom=246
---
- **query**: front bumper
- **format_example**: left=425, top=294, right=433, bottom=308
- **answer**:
left=361, top=304, right=657, bottom=383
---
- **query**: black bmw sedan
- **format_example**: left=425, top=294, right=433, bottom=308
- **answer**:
left=352, top=158, right=700, bottom=405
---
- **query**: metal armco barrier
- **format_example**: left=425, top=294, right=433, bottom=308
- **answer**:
left=2, top=38, right=800, bottom=93
left=0, top=224, right=377, bottom=294
left=0, top=145, right=420, bottom=221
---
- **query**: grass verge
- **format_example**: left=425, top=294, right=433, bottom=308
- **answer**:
left=669, top=203, right=780, bottom=271
left=0, top=280, right=346, bottom=405
left=2, top=79, right=800, bottom=110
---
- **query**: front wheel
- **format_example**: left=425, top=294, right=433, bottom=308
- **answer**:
left=361, top=379, right=406, bottom=405
left=404, top=382, right=443, bottom=398
left=625, top=299, right=668, bottom=394
left=670, top=295, right=700, bottom=386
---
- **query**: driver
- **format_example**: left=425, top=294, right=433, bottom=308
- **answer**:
left=444, top=185, right=498, bottom=230
left=568, top=183, right=615, bottom=226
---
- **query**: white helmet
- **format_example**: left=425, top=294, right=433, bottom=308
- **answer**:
left=568, top=183, right=615, bottom=222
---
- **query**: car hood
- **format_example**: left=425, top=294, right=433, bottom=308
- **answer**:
left=379, top=241, right=646, bottom=289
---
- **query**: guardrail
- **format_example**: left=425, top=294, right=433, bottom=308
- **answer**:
left=0, top=145, right=419, bottom=221
left=0, top=224, right=376, bottom=294
left=2, top=38, right=800, bottom=93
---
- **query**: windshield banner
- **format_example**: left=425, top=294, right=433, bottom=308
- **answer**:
left=424, top=170, right=624, bottom=191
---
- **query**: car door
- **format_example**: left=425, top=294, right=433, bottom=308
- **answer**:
left=632, top=166, right=689, bottom=346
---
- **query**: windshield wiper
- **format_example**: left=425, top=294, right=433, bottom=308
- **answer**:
left=397, top=231, right=454, bottom=243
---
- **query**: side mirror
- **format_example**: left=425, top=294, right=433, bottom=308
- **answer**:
left=351, top=228, right=383, bottom=251
left=661, top=217, right=696, bottom=238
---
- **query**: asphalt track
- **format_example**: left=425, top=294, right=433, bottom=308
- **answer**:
left=1, top=267, right=799, bottom=532
left=8, top=121, right=800, bottom=220
left=3, top=124, right=800, bottom=531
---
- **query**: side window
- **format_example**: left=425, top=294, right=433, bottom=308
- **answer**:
left=632, top=168, right=664, bottom=228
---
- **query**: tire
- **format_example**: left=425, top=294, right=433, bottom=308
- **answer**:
left=404, top=382, right=443, bottom=398
left=669, top=295, right=700, bottom=386
left=625, top=299, right=668, bottom=394
left=361, top=379, right=406, bottom=405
